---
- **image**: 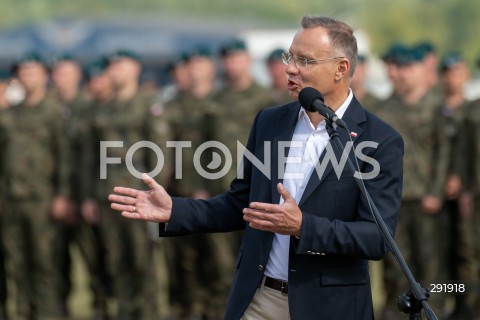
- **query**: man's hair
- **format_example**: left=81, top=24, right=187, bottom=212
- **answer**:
left=301, top=15, right=357, bottom=77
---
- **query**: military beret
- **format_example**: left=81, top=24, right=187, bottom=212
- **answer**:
left=394, top=46, right=426, bottom=66
left=50, top=53, right=77, bottom=68
left=166, top=52, right=190, bottom=72
left=357, top=54, right=367, bottom=63
left=415, top=41, right=436, bottom=55
left=10, top=52, right=47, bottom=75
left=381, top=43, right=408, bottom=64
left=107, top=49, right=141, bottom=63
left=439, top=52, right=464, bottom=72
left=219, top=38, right=247, bottom=56
left=187, top=45, right=212, bottom=59
left=267, top=48, right=285, bottom=63
left=84, top=56, right=109, bottom=79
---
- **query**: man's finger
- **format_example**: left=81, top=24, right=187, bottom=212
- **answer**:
left=113, top=187, right=139, bottom=197
left=278, top=183, right=295, bottom=203
left=142, top=173, right=162, bottom=191
left=108, top=194, right=136, bottom=205
left=121, top=211, right=143, bottom=220
left=111, top=203, right=135, bottom=212
left=249, top=202, right=278, bottom=212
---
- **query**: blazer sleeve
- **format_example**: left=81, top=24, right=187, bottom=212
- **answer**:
left=294, top=131, right=404, bottom=260
left=159, top=109, right=266, bottom=236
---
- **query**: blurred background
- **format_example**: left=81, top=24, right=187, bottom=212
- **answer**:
left=2, top=0, right=480, bottom=90
left=2, top=1, right=480, bottom=320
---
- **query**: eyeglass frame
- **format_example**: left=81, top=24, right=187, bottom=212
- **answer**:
left=281, top=52, right=345, bottom=69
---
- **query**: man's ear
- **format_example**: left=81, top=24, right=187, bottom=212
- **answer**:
left=335, top=59, right=350, bottom=80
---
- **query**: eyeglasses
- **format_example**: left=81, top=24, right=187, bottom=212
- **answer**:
left=281, top=52, right=345, bottom=69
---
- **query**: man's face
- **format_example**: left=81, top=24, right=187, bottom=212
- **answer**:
left=442, top=63, right=470, bottom=94
left=17, top=62, right=48, bottom=93
left=268, top=60, right=288, bottom=89
left=108, top=57, right=140, bottom=88
left=88, top=72, right=113, bottom=99
left=51, top=61, right=82, bottom=93
left=397, top=62, right=427, bottom=94
left=222, top=51, right=251, bottom=81
left=188, top=56, right=216, bottom=85
left=285, top=27, right=342, bottom=101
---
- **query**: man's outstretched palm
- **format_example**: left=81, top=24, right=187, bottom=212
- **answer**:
left=109, top=173, right=172, bottom=223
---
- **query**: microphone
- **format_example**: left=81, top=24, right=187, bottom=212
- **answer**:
left=298, top=87, right=347, bottom=129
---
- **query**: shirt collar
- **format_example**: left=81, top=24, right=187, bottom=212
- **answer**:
left=298, top=88, right=353, bottom=129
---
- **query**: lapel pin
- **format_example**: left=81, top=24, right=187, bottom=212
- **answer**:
left=350, top=132, right=358, bottom=138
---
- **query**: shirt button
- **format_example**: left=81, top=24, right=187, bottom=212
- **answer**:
left=258, top=265, right=264, bottom=272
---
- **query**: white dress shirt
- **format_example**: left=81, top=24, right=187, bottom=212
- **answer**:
left=264, top=90, right=353, bottom=281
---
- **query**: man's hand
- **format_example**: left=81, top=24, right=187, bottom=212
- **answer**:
left=459, top=192, right=474, bottom=220
left=421, top=195, right=442, bottom=215
left=81, top=199, right=100, bottom=225
left=444, top=174, right=462, bottom=200
left=243, top=183, right=302, bottom=237
left=108, top=173, right=173, bottom=223
left=51, top=196, right=77, bottom=224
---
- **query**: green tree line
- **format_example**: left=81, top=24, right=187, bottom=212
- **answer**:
left=2, top=0, right=480, bottom=64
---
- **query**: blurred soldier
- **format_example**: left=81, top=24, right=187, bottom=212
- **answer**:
left=50, top=53, right=89, bottom=317
left=0, top=77, right=10, bottom=320
left=213, top=38, right=273, bottom=193
left=415, top=41, right=439, bottom=92
left=461, top=58, right=480, bottom=317
left=377, top=46, right=448, bottom=318
left=163, top=45, right=234, bottom=320
left=0, top=52, right=70, bottom=320
left=381, top=43, right=409, bottom=100
left=209, top=38, right=273, bottom=293
left=88, top=49, right=168, bottom=320
left=266, top=48, right=291, bottom=105
left=157, top=53, right=191, bottom=105
left=0, top=80, right=10, bottom=110
left=350, top=54, right=380, bottom=112
left=433, top=53, right=477, bottom=320
left=78, top=58, right=116, bottom=320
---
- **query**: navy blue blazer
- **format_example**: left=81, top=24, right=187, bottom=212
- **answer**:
left=161, top=96, right=404, bottom=319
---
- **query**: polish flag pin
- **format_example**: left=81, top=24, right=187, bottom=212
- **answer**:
left=350, top=132, right=358, bottom=138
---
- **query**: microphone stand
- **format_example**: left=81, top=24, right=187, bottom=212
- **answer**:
left=324, top=120, right=438, bottom=320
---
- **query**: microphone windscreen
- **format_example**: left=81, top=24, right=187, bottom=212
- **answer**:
left=298, top=87, right=324, bottom=112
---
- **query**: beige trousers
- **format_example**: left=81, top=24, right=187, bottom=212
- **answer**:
left=241, top=277, right=290, bottom=320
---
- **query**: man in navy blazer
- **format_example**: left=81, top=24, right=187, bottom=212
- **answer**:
left=109, top=15, right=403, bottom=319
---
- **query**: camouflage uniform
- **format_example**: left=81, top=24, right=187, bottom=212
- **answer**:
left=212, top=82, right=274, bottom=193
left=163, top=91, right=234, bottom=319
left=436, top=102, right=479, bottom=316
left=88, top=92, right=169, bottom=320
left=0, top=97, right=69, bottom=320
left=377, top=91, right=449, bottom=315
left=0, top=110, right=7, bottom=319
left=52, top=93, right=91, bottom=316
left=461, top=98, right=480, bottom=311
left=77, top=98, right=114, bottom=317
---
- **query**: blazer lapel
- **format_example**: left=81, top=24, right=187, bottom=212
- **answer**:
left=298, top=96, right=366, bottom=206
left=271, top=102, right=301, bottom=204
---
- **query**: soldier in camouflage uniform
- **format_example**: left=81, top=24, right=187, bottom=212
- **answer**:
left=266, top=48, right=291, bottom=106
left=0, top=78, right=10, bottom=320
left=377, top=46, right=449, bottom=318
left=350, top=54, right=381, bottom=112
left=86, top=49, right=170, bottom=320
left=0, top=53, right=70, bottom=320
left=50, top=53, right=90, bottom=317
left=77, top=57, right=116, bottom=320
left=163, top=46, right=235, bottom=320
left=212, top=39, right=274, bottom=193
left=460, top=72, right=480, bottom=318
left=432, top=53, right=477, bottom=320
